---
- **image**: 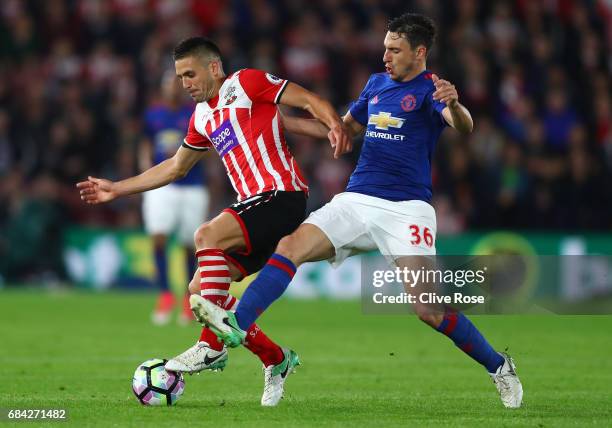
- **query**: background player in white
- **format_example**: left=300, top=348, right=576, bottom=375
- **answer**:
left=77, top=37, right=351, bottom=406
left=191, top=14, right=524, bottom=409
left=141, top=70, right=209, bottom=325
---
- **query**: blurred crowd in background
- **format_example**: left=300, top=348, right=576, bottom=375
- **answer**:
left=0, top=0, right=611, bottom=281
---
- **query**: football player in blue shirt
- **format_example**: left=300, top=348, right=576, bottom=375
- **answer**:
left=141, top=71, right=209, bottom=325
left=191, top=13, right=523, bottom=408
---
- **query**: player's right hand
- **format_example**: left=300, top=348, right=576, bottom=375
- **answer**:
left=76, top=176, right=117, bottom=204
left=328, top=123, right=352, bottom=158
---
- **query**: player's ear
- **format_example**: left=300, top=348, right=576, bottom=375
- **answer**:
left=208, top=60, right=222, bottom=76
left=416, top=45, right=427, bottom=60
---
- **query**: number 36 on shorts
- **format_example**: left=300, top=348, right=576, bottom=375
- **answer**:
left=408, top=224, right=434, bottom=247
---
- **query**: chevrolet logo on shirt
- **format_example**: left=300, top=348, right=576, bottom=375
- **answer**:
left=368, top=112, right=404, bottom=130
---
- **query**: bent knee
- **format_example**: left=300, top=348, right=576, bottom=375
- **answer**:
left=194, top=222, right=215, bottom=248
left=275, top=234, right=301, bottom=264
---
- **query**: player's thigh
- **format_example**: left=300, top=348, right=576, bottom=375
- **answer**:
left=223, top=191, right=308, bottom=277
left=303, top=192, right=375, bottom=267
left=142, top=187, right=179, bottom=235
left=365, top=198, right=442, bottom=323
left=223, top=224, right=332, bottom=279
left=223, top=190, right=307, bottom=255
left=194, top=210, right=247, bottom=252
left=177, top=186, right=210, bottom=246
left=226, top=191, right=307, bottom=254
left=277, top=223, right=336, bottom=265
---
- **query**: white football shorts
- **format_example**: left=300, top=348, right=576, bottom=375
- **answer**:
left=304, top=192, right=436, bottom=266
left=142, top=185, right=210, bottom=245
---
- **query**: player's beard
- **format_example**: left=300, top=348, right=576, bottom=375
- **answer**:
left=190, top=76, right=213, bottom=103
left=200, top=75, right=218, bottom=102
left=394, top=61, right=421, bottom=82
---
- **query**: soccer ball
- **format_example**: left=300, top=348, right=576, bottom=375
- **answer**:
left=132, top=358, right=185, bottom=406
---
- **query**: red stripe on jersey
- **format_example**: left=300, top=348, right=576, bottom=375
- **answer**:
left=214, top=109, right=223, bottom=127
left=235, top=107, right=253, bottom=141
left=222, top=155, right=245, bottom=199
left=236, top=107, right=278, bottom=192
left=273, top=110, right=308, bottom=191
left=230, top=108, right=266, bottom=195
left=230, top=144, right=257, bottom=198
left=221, top=108, right=231, bottom=129
left=261, top=118, right=294, bottom=191
left=273, top=112, right=302, bottom=190
left=291, top=157, right=309, bottom=190
left=273, top=110, right=308, bottom=192
left=251, top=104, right=295, bottom=191
left=192, top=71, right=309, bottom=201
left=204, top=115, right=214, bottom=137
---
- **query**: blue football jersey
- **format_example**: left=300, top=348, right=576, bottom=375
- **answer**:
left=144, top=104, right=206, bottom=186
left=347, top=70, right=447, bottom=202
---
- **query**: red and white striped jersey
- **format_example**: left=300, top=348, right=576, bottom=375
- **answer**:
left=182, top=68, right=308, bottom=201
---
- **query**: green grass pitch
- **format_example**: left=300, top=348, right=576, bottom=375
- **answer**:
left=1, top=290, right=611, bottom=427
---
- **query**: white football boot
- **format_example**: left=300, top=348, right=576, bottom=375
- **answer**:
left=165, top=341, right=228, bottom=374
left=189, top=294, right=246, bottom=347
left=261, top=348, right=300, bottom=406
left=490, top=352, right=523, bottom=408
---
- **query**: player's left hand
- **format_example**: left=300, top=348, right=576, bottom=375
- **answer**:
left=328, top=123, right=352, bottom=158
left=432, top=74, right=458, bottom=107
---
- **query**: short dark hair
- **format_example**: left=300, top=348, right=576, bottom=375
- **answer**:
left=173, top=37, right=222, bottom=62
left=387, top=13, right=436, bottom=52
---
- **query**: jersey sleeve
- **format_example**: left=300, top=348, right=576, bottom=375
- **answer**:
left=239, top=68, right=289, bottom=104
left=182, top=111, right=212, bottom=151
left=348, top=75, right=376, bottom=126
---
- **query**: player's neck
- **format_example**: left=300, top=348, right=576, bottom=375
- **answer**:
left=400, top=65, right=426, bottom=83
left=209, top=75, right=227, bottom=100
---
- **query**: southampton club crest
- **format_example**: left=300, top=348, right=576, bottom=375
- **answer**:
left=224, top=85, right=237, bottom=105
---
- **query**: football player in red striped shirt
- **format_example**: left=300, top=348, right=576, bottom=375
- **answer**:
left=77, top=37, right=351, bottom=406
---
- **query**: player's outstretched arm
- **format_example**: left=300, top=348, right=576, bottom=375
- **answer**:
left=279, top=111, right=330, bottom=139
left=76, top=146, right=205, bottom=204
left=278, top=83, right=352, bottom=158
left=431, top=74, right=473, bottom=133
left=280, top=110, right=366, bottom=140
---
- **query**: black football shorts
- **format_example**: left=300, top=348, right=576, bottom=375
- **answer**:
left=223, top=190, right=307, bottom=278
